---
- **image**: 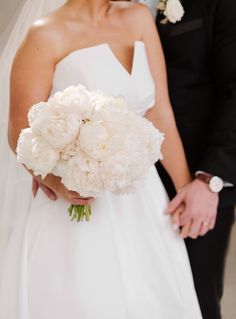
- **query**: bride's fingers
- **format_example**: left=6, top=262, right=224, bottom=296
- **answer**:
left=171, top=204, right=185, bottom=230
left=165, top=190, right=186, bottom=214
left=66, top=191, right=94, bottom=205
left=32, top=179, right=39, bottom=197
left=70, top=198, right=93, bottom=206
left=172, top=212, right=180, bottom=231
left=179, top=221, right=192, bottom=239
left=40, top=183, right=58, bottom=201
left=68, top=190, right=93, bottom=200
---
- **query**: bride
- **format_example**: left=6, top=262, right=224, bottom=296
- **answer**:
left=0, top=0, right=202, bottom=318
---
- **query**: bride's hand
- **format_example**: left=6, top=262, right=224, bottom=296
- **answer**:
left=38, top=174, right=93, bottom=206
left=171, top=203, right=192, bottom=239
left=32, top=178, right=58, bottom=201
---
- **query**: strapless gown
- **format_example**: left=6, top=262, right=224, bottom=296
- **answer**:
left=0, top=41, right=202, bottom=318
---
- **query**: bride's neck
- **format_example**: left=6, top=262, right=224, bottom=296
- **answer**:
left=65, top=0, right=112, bottom=23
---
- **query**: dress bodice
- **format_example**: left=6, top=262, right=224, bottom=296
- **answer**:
left=51, top=41, right=155, bottom=116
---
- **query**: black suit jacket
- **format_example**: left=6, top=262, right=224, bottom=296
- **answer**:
left=155, top=0, right=236, bottom=207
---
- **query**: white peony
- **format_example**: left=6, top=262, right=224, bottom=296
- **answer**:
left=164, top=0, right=185, bottom=24
left=79, top=121, right=112, bottom=160
left=28, top=102, right=55, bottom=135
left=137, top=117, right=165, bottom=163
left=100, top=152, right=146, bottom=194
left=50, top=85, right=94, bottom=119
left=79, top=113, right=128, bottom=161
left=55, top=153, right=103, bottom=198
left=17, top=128, right=59, bottom=178
left=40, top=114, right=81, bottom=151
left=28, top=101, right=48, bottom=128
left=60, top=137, right=82, bottom=161
left=29, top=105, right=81, bottom=150
left=17, top=84, right=165, bottom=210
left=90, top=90, right=128, bottom=113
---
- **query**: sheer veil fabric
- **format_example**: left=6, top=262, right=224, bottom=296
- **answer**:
left=0, top=0, right=66, bottom=282
left=0, top=0, right=25, bottom=53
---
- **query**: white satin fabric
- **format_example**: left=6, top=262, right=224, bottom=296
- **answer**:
left=0, top=40, right=202, bottom=319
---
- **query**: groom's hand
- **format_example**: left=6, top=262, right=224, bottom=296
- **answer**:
left=166, top=179, right=219, bottom=239
left=32, top=178, right=58, bottom=201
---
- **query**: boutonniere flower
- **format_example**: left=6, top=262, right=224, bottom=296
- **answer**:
left=157, top=0, right=185, bottom=24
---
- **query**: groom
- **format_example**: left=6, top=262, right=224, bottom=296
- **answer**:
left=155, top=0, right=236, bottom=318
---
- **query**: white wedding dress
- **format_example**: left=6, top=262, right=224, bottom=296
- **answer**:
left=0, top=41, right=202, bottom=319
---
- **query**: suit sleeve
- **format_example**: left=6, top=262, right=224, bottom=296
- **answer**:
left=199, top=0, right=236, bottom=185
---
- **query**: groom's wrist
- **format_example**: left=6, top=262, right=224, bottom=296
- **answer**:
left=195, top=171, right=234, bottom=188
left=195, top=171, right=225, bottom=193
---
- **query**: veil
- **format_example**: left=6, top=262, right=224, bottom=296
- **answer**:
left=0, top=0, right=66, bottom=278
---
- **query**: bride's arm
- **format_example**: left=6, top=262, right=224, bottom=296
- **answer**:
left=8, top=22, right=91, bottom=205
left=8, top=24, right=56, bottom=151
left=135, top=7, right=192, bottom=191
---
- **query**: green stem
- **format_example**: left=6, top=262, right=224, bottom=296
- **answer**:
left=68, top=204, right=92, bottom=222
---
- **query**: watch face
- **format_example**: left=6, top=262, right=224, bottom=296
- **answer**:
left=209, top=176, right=224, bottom=193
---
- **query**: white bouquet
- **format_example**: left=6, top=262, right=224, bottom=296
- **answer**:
left=17, top=85, right=164, bottom=221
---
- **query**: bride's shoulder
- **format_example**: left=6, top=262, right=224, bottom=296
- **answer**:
left=114, top=1, right=152, bottom=15
left=113, top=1, right=154, bottom=26
left=18, top=13, right=65, bottom=62
left=26, top=15, right=63, bottom=47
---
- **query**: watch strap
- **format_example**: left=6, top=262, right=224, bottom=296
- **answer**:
left=195, top=172, right=212, bottom=185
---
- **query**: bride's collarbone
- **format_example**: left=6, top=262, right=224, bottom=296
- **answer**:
left=54, top=28, right=139, bottom=70
left=33, top=5, right=140, bottom=68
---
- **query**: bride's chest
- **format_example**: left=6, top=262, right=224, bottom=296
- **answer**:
left=51, top=41, right=155, bottom=115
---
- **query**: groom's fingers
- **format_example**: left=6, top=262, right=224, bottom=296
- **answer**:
left=188, top=221, right=202, bottom=239
left=179, top=211, right=192, bottom=226
left=209, top=217, right=216, bottom=230
left=165, top=190, right=186, bottom=215
left=179, top=214, right=209, bottom=238
left=180, top=222, right=192, bottom=239
left=209, top=217, right=217, bottom=230
left=199, top=222, right=211, bottom=237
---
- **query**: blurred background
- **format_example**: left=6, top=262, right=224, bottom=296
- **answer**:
left=0, top=0, right=23, bottom=32
left=0, top=0, right=24, bottom=52
left=0, top=0, right=235, bottom=318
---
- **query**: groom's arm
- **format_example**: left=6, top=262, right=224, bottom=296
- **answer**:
left=199, top=0, right=236, bottom=185
left=166, top=0, right=236, bottom=238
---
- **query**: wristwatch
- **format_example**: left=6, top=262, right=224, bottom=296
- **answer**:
left=196, top=172, right=224, bottom=193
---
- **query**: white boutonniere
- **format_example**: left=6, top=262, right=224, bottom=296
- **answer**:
left=157, top=0, right=185, bottom=24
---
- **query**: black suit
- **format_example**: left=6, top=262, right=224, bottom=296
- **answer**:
left=155, top=0, right=236, bottom=318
